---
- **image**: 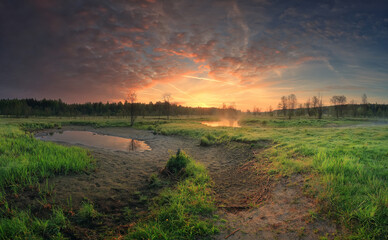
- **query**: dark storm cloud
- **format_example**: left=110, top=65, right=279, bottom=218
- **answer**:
left=0, top=0, right=387, bottom=102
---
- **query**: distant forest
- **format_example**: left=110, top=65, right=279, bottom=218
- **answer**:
left=0, top=98, right=387, bottom=118
left=0, top=98, right=231, bottom=117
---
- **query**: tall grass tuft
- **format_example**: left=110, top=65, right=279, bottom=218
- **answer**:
left=128, top=150, right=218, bottom=239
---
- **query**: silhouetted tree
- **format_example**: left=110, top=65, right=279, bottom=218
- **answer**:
left=128, top=90, right=137, bottom=126
left=362, top=93, right=368, bottom=105
left=287, top=94, right=297, bottom=119
left=317, top=95, right=324, bottom=119
left=330, top=95, right=347, bottom=118
left=278, top=96, right=288, bottom=117
left=253, top=106, right=261, bottom=116
left=305, top=98, right=312, bottom=117
left=312, top=96, right=319, bottom=117
left=163, top=93, right=171, bottom=120
left=268, top=105, right=273, bottom=116
left=362, top=93, right=368, bottom=117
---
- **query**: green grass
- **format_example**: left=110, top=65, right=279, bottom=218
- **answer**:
left=240, top=117, right=373, bottom=128
left=132, top=117, right=388, bottom=239
left=128, top=150, right=218, bottom=239
left=0, top=116, right=386, bottom=239
left=77, top=201, right=100, bottom=222
left=18, top=122, right=62, bottom=131
left=0, top=121, right=94, bottom=239
left=0, top=124, right=94, bottom=190
left=0, top=208, right=68, bottom=240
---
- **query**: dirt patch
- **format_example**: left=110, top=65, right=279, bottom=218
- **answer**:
left=216, top=174, right=340, bottom=240
left=34, top=126, right=261, bottom=208
left=29, top=126, right=267, bottom=238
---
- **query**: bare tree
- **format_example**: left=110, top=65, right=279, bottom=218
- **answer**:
left=279, top=96, right=288, bottom=117
left=253, top=106, right=261, bottom=116
left=304, top=98, right=312, bottom=117
left=330, top=95, right=347, bottom=118
left=163, top=93, right=171, bottom=120
left=312, top=96, right=319, bottom=117
left=362, top=93, right=368, bottom=117
left=349, top=99, right=358, bottom=117
left=362, top=93, right=368, bottom=105
left=297, top=104, right=304, bottom=116
left=268, top=105, right=273, bottom=116
left=128, top=90, right=137, bottom=126
left=317, top=94, right=324, bottom=119
left=287, top=94, right=297, bottom=119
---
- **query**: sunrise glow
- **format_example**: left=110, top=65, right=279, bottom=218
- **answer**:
left=1, top=0, right=387, bottom=110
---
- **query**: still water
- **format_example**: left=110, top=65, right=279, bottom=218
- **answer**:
left=201, top=119, right=240, bottom=127
left=36, top=131, right=151, bottom=152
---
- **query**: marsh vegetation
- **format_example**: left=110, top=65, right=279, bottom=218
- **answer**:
left=0, top=115, right=386, bottom=239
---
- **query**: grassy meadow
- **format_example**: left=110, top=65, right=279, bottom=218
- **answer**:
left=0, top=116, right=387, bottom=239
left=129, top=150, right=218, bottom=239
left=138, top=117, right=387, bottom=239
left=0, top=120, right=94, bottom=239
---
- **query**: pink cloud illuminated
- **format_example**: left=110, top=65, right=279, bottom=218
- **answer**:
left=1, top=0, right=387, bottom=109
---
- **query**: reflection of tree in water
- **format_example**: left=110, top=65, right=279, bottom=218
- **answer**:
left=129, top=139, right=136, bottom=151
left=129, top=139, right=151, bottom=152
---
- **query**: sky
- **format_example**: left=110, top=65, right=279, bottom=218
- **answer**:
left=0, top=0, right=387, bottom=110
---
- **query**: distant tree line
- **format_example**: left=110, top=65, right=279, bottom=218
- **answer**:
left=272, top=93, right=388, bottom=118
left=1, top=94, right=387, bottom=119
left=0, top=98, right=240, bottom=118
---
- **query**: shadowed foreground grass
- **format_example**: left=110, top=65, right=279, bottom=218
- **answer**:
left=0, top=123, right=94, bottom=239
left=128, top=150, right=218, bottom=239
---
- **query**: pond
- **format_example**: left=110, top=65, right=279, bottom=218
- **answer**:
left=36, top=131, right=151, bottom=152
left=201, top=119, right=240, bottom=127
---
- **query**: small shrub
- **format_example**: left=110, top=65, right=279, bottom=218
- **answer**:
left=200, top=136, right=211, bottom=146
left=166, top=149, right=190, bottom=174
left=77, top=202, right=100, bottom=222
left=200, top=134, right=217, bottom=146
left=128, top=152, right=218, bottom=239
left=149, top=173, right=162, bottom=188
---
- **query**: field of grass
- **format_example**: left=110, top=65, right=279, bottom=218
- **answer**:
left=0, top=121, right=94, bottom=239
left=135, top=117, right=387, bottom=239
left=0, top=116, right=387, bottom=239
left=129, top=150, right=218, bottom=239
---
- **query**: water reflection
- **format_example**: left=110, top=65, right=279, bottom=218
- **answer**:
left=36, top=131, right=151, bottom=152
left=129, top=139, right=151, bottom=152
left=201, top=119, right=240, bottom=127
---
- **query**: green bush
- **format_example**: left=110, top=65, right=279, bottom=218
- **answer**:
left=128, top=151, right=218, bottom=239
left=200, top=136, right=211, bottom=146
left=166, top=149, right=191, bottom=174
left=77, top=202, right=100, bottom=222
left=200, top=134, right=217, bottom=146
